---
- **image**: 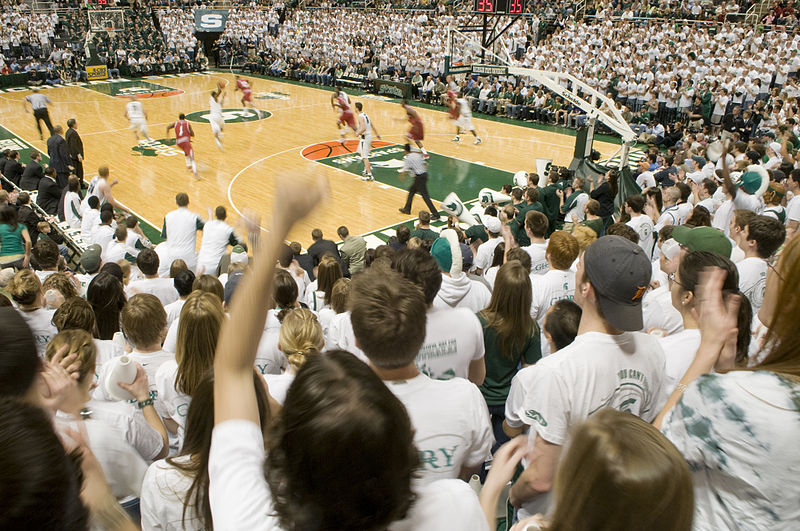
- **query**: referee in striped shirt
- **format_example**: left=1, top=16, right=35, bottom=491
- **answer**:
left=24, top=88, right=54, bottom=140
left=398, top=143, right=439, bottom=219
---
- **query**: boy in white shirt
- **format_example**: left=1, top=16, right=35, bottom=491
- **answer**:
left=95, top=293, right=173, bottom=401
left=430, top=230, right=491, bottom=313
left=509, top=236, right=667, bottom=519
left=350, top=267, right=493, bottom=485
left=625, top=194, right=655, bottom=258
left=393, top=248, right=486, bottom=385
left=736, top=215, right=786, bottom=314
left=197, top=205, right=242, bottom=276
left=530, top=231, right=580, bottom=357
left=522, top=210, right=550, bottom=277
left=125, top=248, right=179, bottom=306
left=162, top=193, right=205, bottom=272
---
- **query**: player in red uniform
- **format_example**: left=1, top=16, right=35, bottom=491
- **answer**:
left=401, top=100, right=428, bottom=157
left=331, top=88, right=357, bottom=143
left=447, top=88, right=459, bottom=120
left=234, top=75, right=257, bottom=117
left=166, top=113, right=198, bottom=178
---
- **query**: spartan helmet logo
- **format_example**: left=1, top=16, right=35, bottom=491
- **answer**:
left=444, top=200, right=463, bottom=215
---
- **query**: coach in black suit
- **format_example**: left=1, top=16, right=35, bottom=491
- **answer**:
left=47, top=125, right=72, bottom=189
left=65, top=118, right=84, bottom=181
left=2, top=150, right=23, bottom=188
left=37, top=167, right=61, bottom=215
left=307, top=228, right=344, bottom=268
left=19, top=151, right=44, bottom=191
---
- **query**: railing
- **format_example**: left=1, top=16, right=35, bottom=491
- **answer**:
left=745, top=0, right=771, bottom=25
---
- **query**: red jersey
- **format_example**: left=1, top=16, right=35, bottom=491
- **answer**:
left=337, top=94, right=351, bottom=113
left=174, top=119, right=191, bottom=144
left=236, top=78, right=251, bottom=94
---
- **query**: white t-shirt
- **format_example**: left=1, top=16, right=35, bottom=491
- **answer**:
left=164, top=298, right=186, bottom=328
left=88, top=398, right=165, bottom=462
left=129, top=349, right=175, bottom=395
left=473, top=237, right=502, bottom=272
left=93, top=224, right=114, bottom=250
left=386, top=374, right=493, bottom=484
left=126, top=277, right=179, bottom=307
left=141, top=456, right=203, bottom=531
left=326, top=311, right=369, bottom=364
left=627, top=214, right=655, bottom=258
left=641, top=284, right=684, bottom=336
left=164, top=207, right=204, bottom=270
left=208, top=420, right=489, bottom=531
left=733, top=188, right=763, bottom=214
left=80, top=208, right=101, bottom=243
left=517, top=331, right=667, bottom=516
left=254, top=309, right=287, bottom=375
left=530, top=269, right=575, bottom=323
left=155, top=360, right=191, bottom=439
left=636, top=171, right=657, bottom=189
left=737, top=256, right=767, bottom=314
left=786, top=195, right=800, bottom=224
left=55, top=413, right=149, bottom=500
left=17, top=307, right=57, bottom=358
left=197, top=219, right=237, bottom=275
left=523, top=241, right=549, bottom=277
left=64, top=190, right=82, bottom=228
left=416, top=306, right=484, bottom=381
left=264, top=372, right=295, bottom=405
left=504, top=364, right=540, bottom=431
left=564, top=192, right=589, bottom=223
left=658, top=328, right=701, bottom=395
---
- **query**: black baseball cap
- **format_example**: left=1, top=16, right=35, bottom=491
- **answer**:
left=583, top=236, right=651, bottom=331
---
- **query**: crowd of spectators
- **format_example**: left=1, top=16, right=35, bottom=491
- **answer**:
left=2, top=96, right=800, bottom=527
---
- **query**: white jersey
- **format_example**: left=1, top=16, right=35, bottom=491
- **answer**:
left=209, top=96, right=223, bottom=118
left=358, top=112, right=372, bottom=139
left=126, top=100, right=145, bottom=120
left=457, top=98, right=472, bottom=119
left=197, top=219, right=237, bottom=275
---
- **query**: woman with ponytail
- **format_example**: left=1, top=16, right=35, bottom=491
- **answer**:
left=265, top=308, right=324, bottom=405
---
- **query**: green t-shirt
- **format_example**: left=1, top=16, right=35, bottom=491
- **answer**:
left=465, top=224, right=488, bottom=244
left=582, top=218, right=604, bottom=237
left=410, top=227, right=438, bottom=241
left=476, top=313, right=541, bottom=406
left=0, top=223, right=26, bottom=257
left=513, top=201, right=544, bottom=247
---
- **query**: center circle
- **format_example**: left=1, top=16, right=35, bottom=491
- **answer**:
left=185, top=108, right=272, bottom=123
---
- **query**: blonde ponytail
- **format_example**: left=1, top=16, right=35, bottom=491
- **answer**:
left=279, top=308, right=324, bottom=370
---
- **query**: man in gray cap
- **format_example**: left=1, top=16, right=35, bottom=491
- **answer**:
left=509, top=235, right=667, bottom=518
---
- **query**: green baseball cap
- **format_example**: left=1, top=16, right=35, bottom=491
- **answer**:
left=671, top=226, right=732, bottom=258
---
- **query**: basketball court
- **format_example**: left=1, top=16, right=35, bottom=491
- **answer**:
left=0, top=72, right=628, bottom=247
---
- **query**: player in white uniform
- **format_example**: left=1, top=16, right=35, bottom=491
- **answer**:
left=452, top=92, right=481, bottom=145
left=209, top=85, right=225, bottom=151
left=124, top=95, right=151, bottom=143
left=354, top=102, right=381, bottom=181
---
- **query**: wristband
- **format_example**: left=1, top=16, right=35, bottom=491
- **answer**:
left=136, top=397, right=154, bottom=409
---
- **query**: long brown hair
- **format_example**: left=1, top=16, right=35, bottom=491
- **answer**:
left=175, top=292, right=224, bottom=396
left=479, top=261, right=537, bottom=360
left=317, top=255, right=343, bottom=305
left=549, top=408, right=694, bottom=531
left=167, top=371, right=271, bottom=531
left=754, top=234, right=800, bottom=379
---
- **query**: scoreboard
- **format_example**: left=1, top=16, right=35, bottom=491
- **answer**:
left=473, top=0, right=524, bottom=14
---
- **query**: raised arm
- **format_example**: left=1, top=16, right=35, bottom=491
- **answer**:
left=214, top=173, right=328, bottom=425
